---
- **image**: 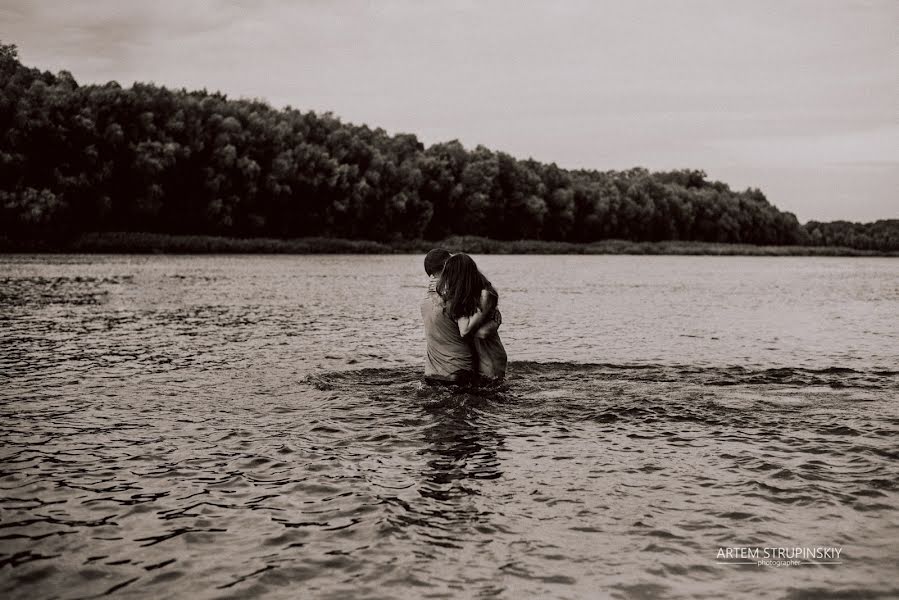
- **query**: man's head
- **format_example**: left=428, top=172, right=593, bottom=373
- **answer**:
left=424, top=248, right=451, bottom=277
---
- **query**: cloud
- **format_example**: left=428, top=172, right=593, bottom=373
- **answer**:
left=709, top=126, right=899, bottom=168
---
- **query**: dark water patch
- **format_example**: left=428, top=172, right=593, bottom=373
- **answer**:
left=783, top=587, right=899, bottom=600
left=0, top=550, right=62, bottom=568
left=0, top=275, right=131, bottom=307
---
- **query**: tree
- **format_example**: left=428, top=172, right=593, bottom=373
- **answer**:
left=1, top=43, right=894, bottom=250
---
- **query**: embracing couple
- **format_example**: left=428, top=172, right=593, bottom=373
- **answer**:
left=420, top=248, right=508, bottom=387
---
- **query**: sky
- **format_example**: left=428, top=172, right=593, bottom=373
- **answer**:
left=2, top=0, right=896, bottom=222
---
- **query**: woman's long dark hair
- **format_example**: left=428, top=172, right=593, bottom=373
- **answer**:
left=437, top=253, right=496, bottom=320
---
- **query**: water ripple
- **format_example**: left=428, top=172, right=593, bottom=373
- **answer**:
left=2, top=255, right=898, bottom=599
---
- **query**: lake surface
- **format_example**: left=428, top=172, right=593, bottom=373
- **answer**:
left=1, top=254, right=897, bottom=599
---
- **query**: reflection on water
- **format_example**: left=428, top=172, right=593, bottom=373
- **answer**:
left=1, top=255, right=898, bottom=599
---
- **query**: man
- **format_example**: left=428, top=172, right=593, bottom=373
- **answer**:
left=420, top=248, right=475, bottom=386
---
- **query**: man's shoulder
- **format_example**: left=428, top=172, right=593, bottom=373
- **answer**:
left=421, top=291, right=443, bottom=312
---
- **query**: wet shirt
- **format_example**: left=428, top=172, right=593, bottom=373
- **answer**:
left=421, top=281, right=474, bottom=377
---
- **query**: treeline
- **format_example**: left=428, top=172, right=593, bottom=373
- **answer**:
left=2, top=43, right=896, bottom=251
left=802, top=220, right=898, bottom=252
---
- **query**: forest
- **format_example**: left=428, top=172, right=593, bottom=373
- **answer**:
left=1, top=43, right=896, bottom=251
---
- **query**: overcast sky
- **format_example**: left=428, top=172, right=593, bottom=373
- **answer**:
left=3, top=0, right=896, bottom=222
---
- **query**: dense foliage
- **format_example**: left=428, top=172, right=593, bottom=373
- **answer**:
left=2, top=44, right=896, bottom=250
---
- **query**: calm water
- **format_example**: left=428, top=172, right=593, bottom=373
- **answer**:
left=1, top=254, right=897, bottom=599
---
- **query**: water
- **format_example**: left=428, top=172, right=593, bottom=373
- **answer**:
left=1, top=254, right=897, bottom=599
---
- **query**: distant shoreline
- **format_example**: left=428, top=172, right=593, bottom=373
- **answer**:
left=2, top=233, right=896, bottom=257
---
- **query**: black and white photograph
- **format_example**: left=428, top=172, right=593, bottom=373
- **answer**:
left=1, top=1, right=897, bottom=598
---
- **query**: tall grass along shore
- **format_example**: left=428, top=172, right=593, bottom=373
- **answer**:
left=2, top=232, right=895, bottom=256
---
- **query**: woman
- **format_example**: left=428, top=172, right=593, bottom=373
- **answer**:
left=437, top=253, right=507, bottom=382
